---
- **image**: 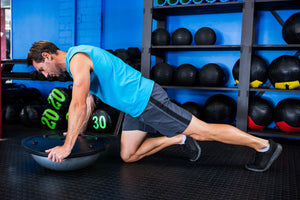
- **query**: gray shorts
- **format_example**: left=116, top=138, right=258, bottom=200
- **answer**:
left=122, top=83, right=193, bottom=137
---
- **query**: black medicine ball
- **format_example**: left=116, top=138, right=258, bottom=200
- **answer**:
left=151, top=63, right=174, bottom=85
left=204, top=94, right=236, bottom=124
left=269, top=55, right=300, bottom=90
left=282, top=12, right=300, bottom=44
left=88, top=108, right=118, bottom=133
left=274, top=98, right=300, bottom=133
left=47, top=87, right=72, bottom=112
left=41, top=108, right=66, bottom=130
left=182, top=102, right=203, bottom=119
left=198, top=63, right=225, bottom=87
left=232, top=55, right=268, bottom=88
left=248, top=98, right=273, bottom=130
left=174, top=64, right=198, bottom=86
left=194, top=27, right=216, bottom=45
left=20, top=105, right=44, bottom=127
left=171, top=28, right=193, bottom=45
left=152, top=29, right=170, bottom=45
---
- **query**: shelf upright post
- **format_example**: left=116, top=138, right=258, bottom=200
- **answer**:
left=0, top=0, right=2, bottom=139
left=236, top=0, right=255, bottom=132
left=141, top=0, right=154, bottom=78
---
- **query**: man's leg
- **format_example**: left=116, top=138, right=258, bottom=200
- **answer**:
left=182, top=116, right=282, bottom=172
left=120, top=130, right=184, bottom=163
left=182, top=116, right=268, bottom=150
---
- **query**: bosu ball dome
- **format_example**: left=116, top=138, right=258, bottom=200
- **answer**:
left=22, top=134, right=110, bottom=171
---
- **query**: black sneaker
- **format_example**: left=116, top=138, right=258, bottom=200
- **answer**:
left=245, top=140, right=282, bottom=172
left=184, top=136, right=201, bottom=162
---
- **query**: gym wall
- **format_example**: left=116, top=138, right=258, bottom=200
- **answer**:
left=10, top=0, right=300, bottom=129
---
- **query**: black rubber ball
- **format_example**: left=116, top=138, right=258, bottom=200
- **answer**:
left=151, top=63, right=174, bottom=85
left=181, top=102, right=203, bottom=119
left=198, top=63, right=225, bottom=87
left=194, top=27, right=216, bottom=45
left=232, top=55, right=268, bottom=88
left=174, top=64, right=198, bottom=86
left=248, top=98, right=273, bottom=130
left=204, top=94, right=236, bottom=124
left=152, top=29, right=170, bottom=45
left=47, top=87, right=72, bottom=112
left=20, top=105, right=44, bottom=127
left=269, top=55, right=300, bottom=90
left=41, top=108, right=66, bottom=130
left=171, top=28, right=193, bottom=45
left=274, top=98, right=300, bottom=132
left=282, top=12, right=300, bottom=44
left=88, top=108, right=118, bottom=133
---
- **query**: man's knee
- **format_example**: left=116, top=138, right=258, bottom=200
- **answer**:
left=120, top=149, right=136, bottom=163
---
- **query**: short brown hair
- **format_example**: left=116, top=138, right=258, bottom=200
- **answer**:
left=27, top=41, right=59, bottom=66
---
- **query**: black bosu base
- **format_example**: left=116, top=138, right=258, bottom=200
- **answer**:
left=22, top=134, right=110, bottom=171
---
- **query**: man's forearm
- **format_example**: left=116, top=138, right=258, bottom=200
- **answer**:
left=64, top=102, right=88, bottom=150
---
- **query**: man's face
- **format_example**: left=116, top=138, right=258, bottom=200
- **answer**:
left=32, top=54, right=63, bottom=78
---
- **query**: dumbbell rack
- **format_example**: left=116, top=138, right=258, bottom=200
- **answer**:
left=141, top=0, right=300, bottom=139
left=1, top=59, right=125, bottom=138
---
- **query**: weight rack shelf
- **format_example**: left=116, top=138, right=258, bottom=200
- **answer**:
left=255, top=0, right=300, bottom=11
left=250, top=88, right=300, bottom=93
left=152, top=1, right=243, bottom=17
left=162, top=85, right=239, bottom=91
left=151, top=45, right=241, bottom=51
left=250, top=129, right=300, bottom=139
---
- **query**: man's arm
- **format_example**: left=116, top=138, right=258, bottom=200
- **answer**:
left=46, top=53, right=93, bottom=162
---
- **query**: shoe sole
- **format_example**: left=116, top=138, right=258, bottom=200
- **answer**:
left=189, top=139, right=201, bottom=162
left=245, top=143, right=283, bottom=172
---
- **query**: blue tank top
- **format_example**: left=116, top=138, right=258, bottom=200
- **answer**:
left=66, top=45, right=154, bottom=117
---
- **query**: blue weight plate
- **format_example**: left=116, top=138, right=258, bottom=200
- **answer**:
left=22, top=134, right=110, bottom=158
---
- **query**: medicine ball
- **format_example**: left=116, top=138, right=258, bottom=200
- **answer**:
left=232, top=55, right=268, bottom=88
left=194, top=27, right=216, bottom=45
left=152, top=29, right=170, bottom=45
left=88, top=108, right=118, bottom=133
left=151, top=63, right=174, bottom=85
left=4, top=103, right=24, bottom=124
left=174, top=64, right=198, bottom=86
left=282, top=12, right=300, bottom=44
left=47, top=87, right=72, bottom=112
left=20, top=105, right=44, bottom=127
left=204, top=94, right=236, bottom=124
left=171, top=28, right=193, bottom=45
left=198, top=63, right=225, bottom=87
left=182, top=102, right=203, bottom=119
left=41, top=108, right=66, bottom=130
left=114, top=49, right=129, bottom=62
left=269, top=55, right=300, bottom=90
left=248, top=98, right=273, bottom=130
left=274, top=98, right=300, bottom=133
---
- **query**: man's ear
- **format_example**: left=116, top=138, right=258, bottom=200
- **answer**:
left=41, top=52, right=51, bottom=61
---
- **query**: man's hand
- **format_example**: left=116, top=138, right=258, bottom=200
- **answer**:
left=45, top=145, right=72, bottom=162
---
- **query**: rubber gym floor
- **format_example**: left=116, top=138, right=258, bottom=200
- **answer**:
left=1, top=124, right=300, bottom=200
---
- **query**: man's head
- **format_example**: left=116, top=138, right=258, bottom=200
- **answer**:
left=27, top=41, right=64, bottom=78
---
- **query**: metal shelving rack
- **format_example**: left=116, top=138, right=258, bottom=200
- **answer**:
left=141, top=0, right=300, bottom=139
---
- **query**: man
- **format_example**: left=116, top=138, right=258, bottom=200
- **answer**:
left=27, top=41, right=282, bottom=172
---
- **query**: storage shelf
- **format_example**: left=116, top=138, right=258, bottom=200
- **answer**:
left=255, top=0, right=300, bottom=11
left=2, top=72, right=31, bottom=80
left=151, top=45, right=241, bottom=51
left=1, top=59, right=27, bottom=65
left=162, top=85, right=239, bottom=91
left=152, top=1, right=243, bottom=17
left=250, top=88, right=300, bottom=93
left=253, top=44, right=300, bottom=50
left=249, top=129, right=300, bottom=139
